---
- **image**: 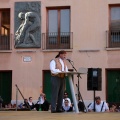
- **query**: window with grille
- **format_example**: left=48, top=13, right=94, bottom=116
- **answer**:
left=46, top=7, right=71, bottom=49
left=0, top=9, right=10, bottom=50
left=109, top=6, right=120, bottom=48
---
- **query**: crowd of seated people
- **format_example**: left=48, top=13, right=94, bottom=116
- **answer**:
left=62, top=93, right=120, bottom=113
left=5, top=103, right=16, bottom=109
left=1, top=92, right=120, bottom=113
left=62, top=91, right=85, bottom=112
left=17, top=93, right=50, bottom=111
left=87, top=96, right=120, bottom=112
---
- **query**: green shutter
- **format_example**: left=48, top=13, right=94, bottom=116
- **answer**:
left=107, top=70, right=120, bottom=103
left=43, top=71, right=51, bottom=103
left=0, top=71, right=12, bottom=104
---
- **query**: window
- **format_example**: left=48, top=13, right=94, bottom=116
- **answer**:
left=46, top=7, right=72, bottom=49
left=0, top=9, right=10, bottom=50
left=109, top=6, right=120, bottom=48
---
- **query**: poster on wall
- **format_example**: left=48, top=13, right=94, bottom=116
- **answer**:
left=14, top=1, right=41, bottom=48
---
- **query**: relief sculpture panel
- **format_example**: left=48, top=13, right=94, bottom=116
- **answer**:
left=14, top=2, right=41, bottom=48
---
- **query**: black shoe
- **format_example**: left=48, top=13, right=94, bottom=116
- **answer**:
left=56, top=109, right=64, bottom=113
left=51, top=110, right=56, bottom=113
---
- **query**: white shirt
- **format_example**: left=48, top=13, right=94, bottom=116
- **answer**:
left=37, top=97, right=44, bottom=104
left=63, top=106, right=71, bottom=111
left=50, top=58, right=68, bottom=74
left=28, top=101, right=33, bottom=106
left=88, top=101, right=109, bottom=112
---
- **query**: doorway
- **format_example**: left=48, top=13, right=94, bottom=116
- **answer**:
left=0, top=71, right=12, bottom=105
left=107, top=69, right=120, bottom=104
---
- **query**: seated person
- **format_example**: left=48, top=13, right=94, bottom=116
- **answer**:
left=0, top=96, right=3, bottom=108
left=28, top=97, right=35, bottom=110
left=109, top=104, right=118, bottom=112
left=88, top=96, right=109, bottom=112
left=7, top=103, right=12, bottom=108
left=18, top=103, right=23, bottom=109
left=22, top=99, right=30, bottom=109
left=62, top=99, right=73, bottom=112
left=62, top=91, right=72, bottom=107
left=78, top=96, right=84, bottom=112
left=34, top=93, right=50, bottom=111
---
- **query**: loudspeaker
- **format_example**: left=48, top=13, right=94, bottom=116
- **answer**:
left=87, top=68, right=102, bottom=91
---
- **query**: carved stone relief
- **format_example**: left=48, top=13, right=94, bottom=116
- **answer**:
left=14, top=2, right=41, bottom=48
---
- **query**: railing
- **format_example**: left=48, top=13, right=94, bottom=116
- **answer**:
left=106, top=30, right=120, bottom=48
left=0, top=34, right=11, bottom=50
left=42, top=32, right=73, bottom=50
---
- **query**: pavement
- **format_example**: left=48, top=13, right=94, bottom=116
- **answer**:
left=0, top=111, right=120, bottom=120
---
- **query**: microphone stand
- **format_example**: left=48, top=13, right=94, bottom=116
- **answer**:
left=67, top=60, right=87, bottom=112
left=67, top=60, right=77, bottom=72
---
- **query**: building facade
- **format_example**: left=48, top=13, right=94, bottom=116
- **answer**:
left=0, top=0, right=120, bottom=106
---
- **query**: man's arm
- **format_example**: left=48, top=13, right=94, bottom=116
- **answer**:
left=88, top=102, right=94, bottom=112
left=104, top=102, right=109, bottom=112
left=50, top=60, right=61, bottom=74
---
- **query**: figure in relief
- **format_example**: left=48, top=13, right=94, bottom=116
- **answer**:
left=15, top=11, right=40, bottom=47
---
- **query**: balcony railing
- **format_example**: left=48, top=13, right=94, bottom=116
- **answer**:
left=42, top=32, right=73, bottom=50
left=0, top=34, right=11, bottom=50
left=106, top=30, right=120, bottom=48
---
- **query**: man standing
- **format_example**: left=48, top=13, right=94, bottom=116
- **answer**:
left=88, top=96, right=109, bottom=112
left=50, top=50, right=68, bottom=113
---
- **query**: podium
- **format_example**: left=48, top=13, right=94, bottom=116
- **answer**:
left=59, top=71, right=86, bottom=113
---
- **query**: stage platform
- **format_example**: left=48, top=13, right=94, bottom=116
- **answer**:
left=0, top=111, right=120, bottom=120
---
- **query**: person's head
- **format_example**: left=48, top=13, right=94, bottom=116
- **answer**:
left=55, top=50, right=67, bottom=60
left=95, top=96, right=101, bottom=105
left=7, top=103, right=12, bottom=108
left=40, top=93, right=46, bottom=100
left=24, top=99, right=28, bottom=103
left=64, top=99, right=69, bottom=106
left=18, top=12, right=25, bottom=20
left=64, top=92, right=68, bottom=98
left=29, top=97, right=33, bottom=102
left=112, top=104, right=117, bottom=108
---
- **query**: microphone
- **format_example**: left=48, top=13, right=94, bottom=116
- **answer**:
left=66, top=58, right=73, bottom=62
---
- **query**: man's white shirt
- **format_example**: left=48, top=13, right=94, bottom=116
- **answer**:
left=50, top=58, right=68, bottom=74
left=88, top=101, right=109, bottom=112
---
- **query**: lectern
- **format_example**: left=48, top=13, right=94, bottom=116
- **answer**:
left=59, top=71, right=86, bottom=113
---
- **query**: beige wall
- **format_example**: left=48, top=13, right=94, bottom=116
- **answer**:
left=0, top=0, right=120, bottom=104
